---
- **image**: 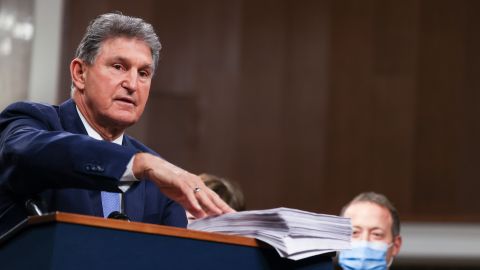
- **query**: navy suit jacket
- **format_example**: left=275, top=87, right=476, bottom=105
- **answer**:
left=0, top=99, right=187, bottom=234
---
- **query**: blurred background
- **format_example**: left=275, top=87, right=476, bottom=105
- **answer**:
left=1, top=0, right=479, bottom=268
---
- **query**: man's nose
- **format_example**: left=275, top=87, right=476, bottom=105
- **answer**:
left=359, top=231, right=370, bottom=241
left=122, top=70, right=138, bottom=92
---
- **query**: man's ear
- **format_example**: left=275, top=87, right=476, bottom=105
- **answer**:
left=70, top=58, right=87, bottom=91
left=391, top=235, right=402, bottom=257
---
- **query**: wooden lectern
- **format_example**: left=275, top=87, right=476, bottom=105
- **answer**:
left=0, top=212, right=333, bottom=270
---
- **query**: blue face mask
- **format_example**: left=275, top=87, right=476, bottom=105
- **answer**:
left=338, top=241, right=391, bottom=270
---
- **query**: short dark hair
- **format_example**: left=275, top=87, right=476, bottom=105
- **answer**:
left=341, top=192, right=401, bottom=237
left=75, top=12, right=161, bottom=72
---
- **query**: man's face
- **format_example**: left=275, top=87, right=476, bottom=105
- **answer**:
left=74, top=37, right=153, bottom=133
left=343, top=201, right=401, bottom=264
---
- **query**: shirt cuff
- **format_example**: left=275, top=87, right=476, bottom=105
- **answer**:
left=118, top=156, right=139, bottom=192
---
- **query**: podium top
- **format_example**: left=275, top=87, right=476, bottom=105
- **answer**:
left=1, top=212, right=335, bottom=270
left=21, top=211, right=262, bottom=248
left=1, top=212, right=334, bottom=270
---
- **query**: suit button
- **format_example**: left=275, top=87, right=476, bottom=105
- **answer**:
left=85, top=165, right=92, bottom=171
left=96, top=165, right=104, bottom=172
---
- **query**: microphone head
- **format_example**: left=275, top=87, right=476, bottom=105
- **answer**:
left=107, top=211, right=130, bottom=221
left=25, top=198, right=44, bottom=216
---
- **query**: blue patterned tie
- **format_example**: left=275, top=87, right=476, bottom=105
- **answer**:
left=101, top=191, right=120, bottom=217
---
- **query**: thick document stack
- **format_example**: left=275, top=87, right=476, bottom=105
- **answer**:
left=188, top=207, right=351, bottom=260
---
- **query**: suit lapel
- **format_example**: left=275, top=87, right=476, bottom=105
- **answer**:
left=58, top=99, right=88, bottom=135
left=58, top=99, right=103, bottom=217
left=122, top=136, right=145, bottom=222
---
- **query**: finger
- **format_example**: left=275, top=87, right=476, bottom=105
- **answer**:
left=207, top=190, right=235, bottom=213
left=213, top=196, right=236, bottom=213
left=187, top=205, right=207, bottom=219
left=195, top=188, right=224, bottom=216
left=181, top=184, right=207, bottom=219
left=183, top=174, right=222, bottom=216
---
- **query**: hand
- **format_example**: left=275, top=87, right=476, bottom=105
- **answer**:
left=133, top=153, right=235, bottom=218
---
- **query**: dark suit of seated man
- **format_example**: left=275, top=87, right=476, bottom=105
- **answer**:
left=0, top=12, right=233, bottom=235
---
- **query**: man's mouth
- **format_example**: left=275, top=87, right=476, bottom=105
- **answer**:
left=114, top=96, right=136, bottom=106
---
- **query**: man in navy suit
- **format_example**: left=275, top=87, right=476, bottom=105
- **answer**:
left=0, top=13, right=233, bottom=235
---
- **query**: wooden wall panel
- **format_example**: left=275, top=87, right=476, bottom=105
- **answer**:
left=233, top=0, right=289, bottom=209
left=413, top=0, right=480, bottom=219
left=325, top=0, right=419, bottom=214
left=414, top=0, right=469, bottom=217
left=279, top=0, right=331, bottom=210
left=146, top=0, right=243, bottom=177
left=325, top=0, right=378, bottom=211
left=233, top=0, right=332, bottom=210
left=460, top=0, right=480, bottom=215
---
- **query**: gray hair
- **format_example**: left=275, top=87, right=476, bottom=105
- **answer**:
left=76, top=12, right=161, bottom=69
left=341, top=191, right=401, bottom=237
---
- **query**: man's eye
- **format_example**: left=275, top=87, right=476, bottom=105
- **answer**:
left=113, top=64, right=123, bottom=70
left=139, top=70, right=150, bottom=78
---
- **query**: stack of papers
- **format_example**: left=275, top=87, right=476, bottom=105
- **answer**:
left=188, top=207, right=352, bottom=260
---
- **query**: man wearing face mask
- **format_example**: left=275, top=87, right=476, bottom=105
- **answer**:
left=338, top=192, right=402, bottom=270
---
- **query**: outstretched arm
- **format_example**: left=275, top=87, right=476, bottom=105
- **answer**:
left=133, top=153, right=235, bottom=219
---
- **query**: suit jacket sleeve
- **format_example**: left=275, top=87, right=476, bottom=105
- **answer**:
left=0, top=101, right=137, bottom=199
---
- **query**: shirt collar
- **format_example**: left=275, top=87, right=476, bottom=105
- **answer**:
left=76, top=106, right=124, bottom=145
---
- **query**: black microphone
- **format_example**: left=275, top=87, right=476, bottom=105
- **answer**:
left=107, top=211, right=130, bottom=221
